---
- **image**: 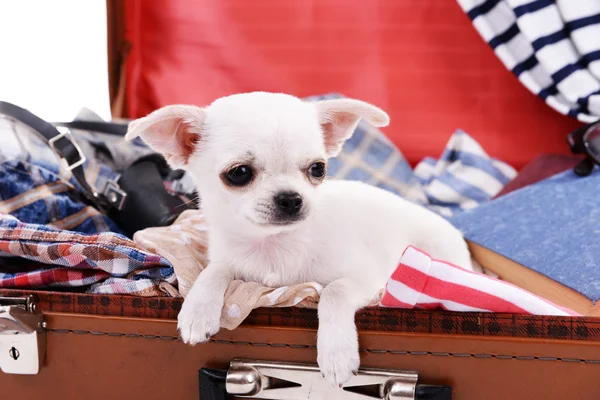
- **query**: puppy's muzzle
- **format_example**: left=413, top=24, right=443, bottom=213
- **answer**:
left=274, top=191, right=303, bottom=217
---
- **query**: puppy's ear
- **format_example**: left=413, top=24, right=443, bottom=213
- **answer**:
left=125, top=105, right=204, bottom=169
left=314, top=98, right=389, bottom=157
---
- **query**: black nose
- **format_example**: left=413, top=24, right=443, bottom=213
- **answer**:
left=274, top=192, right=303, bottom=216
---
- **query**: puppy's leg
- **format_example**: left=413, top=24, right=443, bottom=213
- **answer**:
left=177, top=261, right=233, bottom=345
left=317, top=277, right=378, bottom=387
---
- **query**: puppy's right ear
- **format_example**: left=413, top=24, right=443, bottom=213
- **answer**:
left=313, top=98, right=389, bottom=157
left=125, top=105, right=204, bottom=170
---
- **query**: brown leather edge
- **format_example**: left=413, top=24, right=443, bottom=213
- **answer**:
left=43, top=312, right=600, bottom=363
left=4, top=288, right=600, bottom=342
left=106, top=0, right=128, bottom=118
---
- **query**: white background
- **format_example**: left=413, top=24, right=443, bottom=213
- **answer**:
left=0, top=1, right=110, bottom=121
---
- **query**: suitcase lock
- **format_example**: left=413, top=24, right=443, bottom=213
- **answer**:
left=0, top=295, right=46, bottom=375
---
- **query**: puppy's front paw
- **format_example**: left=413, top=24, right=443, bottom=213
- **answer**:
left=177, top=296, right=222, bottom=345
left=317, top=326, right=360, bottom=388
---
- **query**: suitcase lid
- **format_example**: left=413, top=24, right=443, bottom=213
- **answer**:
left=107, top=0, right=581, bottom=169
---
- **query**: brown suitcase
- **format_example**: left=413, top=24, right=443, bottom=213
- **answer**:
left=2, top=2, right=600, bottom=399
left=2, top=289, right=600, bottom=399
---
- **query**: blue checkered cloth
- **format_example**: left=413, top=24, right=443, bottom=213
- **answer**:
left=0, top=114, right=122, bottom=234
left=308, top=94, right=517, bottom=217
left=457, top=0, right=600, bottom=122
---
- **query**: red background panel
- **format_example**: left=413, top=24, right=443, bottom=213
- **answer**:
left=124, top=0, right=581, bottom=168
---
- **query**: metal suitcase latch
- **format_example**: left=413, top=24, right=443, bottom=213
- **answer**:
left=221, top=359, right=452, bottom=399
left=0, top=295, right=46, bottom=375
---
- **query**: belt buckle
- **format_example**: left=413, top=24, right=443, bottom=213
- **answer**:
left=102, top=179, right=127, bottom=211
left=49, top=127, right=87, bottom=171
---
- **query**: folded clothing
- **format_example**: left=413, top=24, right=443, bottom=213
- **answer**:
left=134, top=210, right=207, bottom=297
left=0, top=213, right=175, bottom=296
left=381, top=246, right=577, bottom=316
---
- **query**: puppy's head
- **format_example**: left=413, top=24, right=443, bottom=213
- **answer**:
left=125, top=93, right=389, bottom=235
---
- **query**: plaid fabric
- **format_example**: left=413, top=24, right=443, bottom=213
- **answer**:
left=0, top=113, right=122, bottom=234
left=308, top=94, right=517, bottom=216
left=457, top=0, right=600, bottom=122
left=0, top=212, right=175, bottom=295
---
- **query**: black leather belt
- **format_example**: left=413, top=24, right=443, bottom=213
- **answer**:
left=0, top=101, right=124, bottom=214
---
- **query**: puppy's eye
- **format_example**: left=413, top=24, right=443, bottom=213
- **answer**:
left=308, top=162, right=326, bottom=178
left=225, top=165, right=254, bottom=186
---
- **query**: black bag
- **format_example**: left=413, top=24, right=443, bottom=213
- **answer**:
left=0, top=101, right=196, bottom=237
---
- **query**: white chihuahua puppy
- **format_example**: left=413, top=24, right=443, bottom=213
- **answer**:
left=125, top=92, right=474, bottom=387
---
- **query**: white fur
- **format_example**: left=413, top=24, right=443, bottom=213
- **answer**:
left=126, top=92, right=474, bottom=387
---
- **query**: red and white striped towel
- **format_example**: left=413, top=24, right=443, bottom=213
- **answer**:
left=381, top=246, right=579, bottom=316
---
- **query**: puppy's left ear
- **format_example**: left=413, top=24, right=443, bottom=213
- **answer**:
left=314, top=98, right=389, bottom=157
left=124, top=105, right=205, bottom=170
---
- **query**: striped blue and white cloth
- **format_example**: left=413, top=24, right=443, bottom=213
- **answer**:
left=307, top=94, right=517, bottom=217
left=457, top=0, right=600, bottom=122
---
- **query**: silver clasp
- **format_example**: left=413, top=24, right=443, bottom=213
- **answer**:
left=226, top=359, right=419, bottom=399
left=103, top=179, right=127, bottom=210
left=0, top=295, right=46, bottom=375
